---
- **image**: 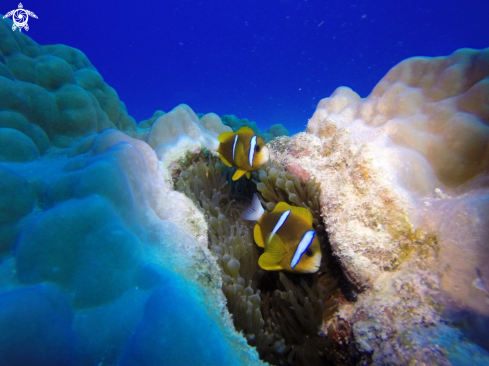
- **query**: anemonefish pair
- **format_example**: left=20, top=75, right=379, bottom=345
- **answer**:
left=217, top=126, right=269, bottom=181
left=241, top=194, right=322, bottom=274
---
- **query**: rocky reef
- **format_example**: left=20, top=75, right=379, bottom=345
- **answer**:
left=270, top=48, right=489, bottom=364
left=1, top=13, right=489, bottom=366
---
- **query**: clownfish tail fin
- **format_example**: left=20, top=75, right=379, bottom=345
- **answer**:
left=241, top=193, right=265, bottom=221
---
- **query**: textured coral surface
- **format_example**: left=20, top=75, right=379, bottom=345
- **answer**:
left=0, top=20, right=137, bottom=151
left=270, top=48, right=489, bottom=365
left=0, top=17, right=264, bottom=366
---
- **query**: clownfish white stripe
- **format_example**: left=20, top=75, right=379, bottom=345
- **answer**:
left=249, top=135, right=257, bottom=166
left=272, top=210, right=291, bottom=235
left=290, top=231, right=315, bottom=268
left=232, top=134, right=238, bottom=162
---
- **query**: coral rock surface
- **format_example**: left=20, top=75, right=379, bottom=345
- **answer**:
left=270, top=48, right=489, bottom=365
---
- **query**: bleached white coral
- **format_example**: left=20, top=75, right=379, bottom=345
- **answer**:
left=300, top=48, right=489, bottom=287
left=145, top=104, right=232, bottom=165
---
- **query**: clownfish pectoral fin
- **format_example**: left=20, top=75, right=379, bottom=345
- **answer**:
left=232, top=169, right=247, bottom=181
left=219, top=153, right=233, bottom=168
left=258, top=253, right=283, bottom=271
left=218, top=131, right=236, bottom=143
left=234, top=142, right=245, bottom=167
left=259, top=234, right=286, bottom=271
left=236, top=126, right=254, bottom=134
left=266, top=234, right=286, bottom=260
left=246, top=172, right=251, bottom=179
left=253, top=224, right=265, bottom=247
left=274, top=202, right=314, bottom=225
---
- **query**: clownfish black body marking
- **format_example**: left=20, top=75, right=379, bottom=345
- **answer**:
left=241, top=194, right=322, bottom=273
left=217, top=126, right=269, bottom=180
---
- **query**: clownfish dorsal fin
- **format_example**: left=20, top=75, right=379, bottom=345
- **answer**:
left=232, top=169, right=247, bottom=181
left=273, top=202, right=293, bottom=213
left=289, top=206, right=314, bottom=225
left=254, top=225, right=265, bottom=248
left=258, top=233, right=285, bottom=270
left=241, top=194, right=265, bottom=221
left=236, top=126, right=254, bottom=134
left=234, top=142, right=245, bottom=167
left=219, top=153, right=233, bottom=168
left=274, top=202, right=313, bottom=225
left=217, top=131, right=235, bottom=143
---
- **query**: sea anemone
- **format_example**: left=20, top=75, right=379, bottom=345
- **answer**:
left=175, top=154, right=341, bottom=365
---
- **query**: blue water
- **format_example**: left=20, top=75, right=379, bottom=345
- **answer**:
left=15, top=0, right=489, bottom=134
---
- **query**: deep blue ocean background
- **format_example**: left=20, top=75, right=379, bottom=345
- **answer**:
left=12, top=0, right=489, bottom=134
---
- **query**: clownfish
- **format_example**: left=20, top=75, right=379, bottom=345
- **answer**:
left=241, top=194, right=322, bottom=273
left=217, top=126, right=269, bottom=181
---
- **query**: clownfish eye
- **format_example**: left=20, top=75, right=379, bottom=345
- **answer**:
left=306, top=248, right=313, bottom=257
left=255, top=145, right=260, bottom=152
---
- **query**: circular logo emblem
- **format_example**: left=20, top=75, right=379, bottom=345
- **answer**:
left=2, top=3, right=38, bottom=32
left=12, top=9, right=29, bottom=29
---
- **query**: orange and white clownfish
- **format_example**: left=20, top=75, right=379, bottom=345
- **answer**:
left=241, top=194, right=322, bottom=273
left=217, top=126, right=269, bottom=181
